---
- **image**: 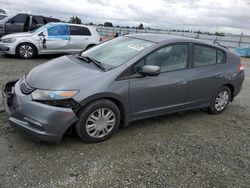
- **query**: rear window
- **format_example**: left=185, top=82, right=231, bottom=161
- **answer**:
left=193, top=44, right=225, bottom=67
left=32, top=16, right=44, bottom=24
left=70, top=26, right=91, bottom=36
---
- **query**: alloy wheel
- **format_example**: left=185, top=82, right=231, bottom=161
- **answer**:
left=19, top=44, right=34, bottom=58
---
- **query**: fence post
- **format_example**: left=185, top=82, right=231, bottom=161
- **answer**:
left=238, top=32, right=243, bottom=48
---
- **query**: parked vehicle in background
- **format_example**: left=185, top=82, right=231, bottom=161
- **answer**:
left=0, top=14, right=7, bottom=20
left=2, top=34, right=245, bottom=143
left=0, top=13, right=60, bottom=37
left=0, top=23, right=102, bottom=58
left=0, top=8, right=7, bottom=20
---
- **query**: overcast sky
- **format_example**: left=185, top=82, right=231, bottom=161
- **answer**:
left=1, top=0, right=250, bottom=34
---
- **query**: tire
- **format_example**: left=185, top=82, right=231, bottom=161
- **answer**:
left=209, top=86, right=231, bottom=114
left=86, top=44, right=96, bottom=50
left=16, top=43, right=37, bottom=59
left=75, top=99, right=120, bottom=143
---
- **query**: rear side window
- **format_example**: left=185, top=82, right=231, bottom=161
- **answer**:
left=11, top=14, right=28, bottom=23
left=32, top=16, right=44, bottom=25
left=70, top=26, right=91, bottom=36
left=217, top=49, right=225, bottom=64
left=46, top=17, right=60, bottom=23
left=193, top=44, right=225, bottom=67
left=194, top=45, right=217, bottom=67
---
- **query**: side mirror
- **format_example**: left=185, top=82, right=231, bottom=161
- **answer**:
left=141, top=65, right=160, bottom=76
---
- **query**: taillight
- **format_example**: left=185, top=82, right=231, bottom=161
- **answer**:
left=99, top=36, right=103, bottom=42
left=239, top=62, right=244, bottom=71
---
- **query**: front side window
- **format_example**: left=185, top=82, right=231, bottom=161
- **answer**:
left=81, top=36, right=155, bottom=67
left=133, top=44, right=189, bottom=74
left=47, top=25, right=69, bottom=36
left=10, top=14, right=28, bottom=23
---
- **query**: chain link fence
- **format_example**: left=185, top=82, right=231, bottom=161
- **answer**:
left=97, top=26, right=250, bottom=56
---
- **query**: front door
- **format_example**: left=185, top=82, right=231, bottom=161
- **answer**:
left=40, top=24, right=70, bottom=53
left=129, top=43, right=190, bottom=119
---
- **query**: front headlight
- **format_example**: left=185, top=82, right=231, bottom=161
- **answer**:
left=2, top=38, right=16, bottom=43
left=31, top=89, right=79, bottom=100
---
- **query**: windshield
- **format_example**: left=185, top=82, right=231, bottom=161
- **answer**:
left=81, top=36, right=155, bottom=67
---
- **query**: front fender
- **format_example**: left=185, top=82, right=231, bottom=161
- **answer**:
left=79, top=92, right=130, bottom=127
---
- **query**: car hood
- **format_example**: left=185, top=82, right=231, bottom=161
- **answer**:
left=2, top=32, right=33, bottom=39
left=26, top=55, right=102, bottom=89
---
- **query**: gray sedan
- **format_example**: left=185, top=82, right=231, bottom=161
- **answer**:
left=2, top=34, right=245, bottom=143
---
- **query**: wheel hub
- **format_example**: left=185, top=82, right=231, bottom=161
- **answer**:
left=215, top=90, right=229, bottom=111
left=86, top=108, right=116, bottom=138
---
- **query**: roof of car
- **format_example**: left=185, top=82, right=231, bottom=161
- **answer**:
left=126, top=33, right=226, bottom=50
left=46, top=22, right=95, bottom=28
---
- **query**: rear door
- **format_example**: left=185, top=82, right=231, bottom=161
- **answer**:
left=68, top=25, right=91, bottom=52
left=5, top=14, right=29, bottom=34
left=129, top=43, right=190, bottom=119
left=187, top=43, right=227, bottom=106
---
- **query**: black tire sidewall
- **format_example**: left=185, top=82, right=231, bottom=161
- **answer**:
left=210, top=86, right=231, bottom=114
left=86, top=44, right=95, bottom=50
left=16, top=43, right=37, bottom=59
left=75, top=99, right=120, bottom=143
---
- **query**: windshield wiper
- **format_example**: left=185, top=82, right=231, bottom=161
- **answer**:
left=75, top=55, right=106, bottom=71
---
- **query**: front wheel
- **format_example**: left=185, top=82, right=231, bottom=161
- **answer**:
left=75, top=99, right=120, bottom=143
left=209, top=86, right=231, bottom=114
left=16, top=43, right=37, bottom=59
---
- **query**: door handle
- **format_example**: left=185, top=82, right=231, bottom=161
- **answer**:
left=216, top=73, right=225, bottom=78
left=176, top=80, right=187, bottom=85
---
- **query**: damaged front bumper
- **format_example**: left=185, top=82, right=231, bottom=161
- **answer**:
left=2, top=80, right=78, bottom=142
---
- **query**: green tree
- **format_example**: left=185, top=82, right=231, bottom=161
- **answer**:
left=68, top=16, right=82, bottom=24
left=138, top=23, right=144, bottom=29
left=104, top=22, right=113, bottom=27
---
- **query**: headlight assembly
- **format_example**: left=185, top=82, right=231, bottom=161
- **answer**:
left=2, top=38, right=16, bottom=43
left=31, top=89, right=79, bottom=100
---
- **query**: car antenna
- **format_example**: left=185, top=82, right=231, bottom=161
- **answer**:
left=213, top=41, right=228, bottom=49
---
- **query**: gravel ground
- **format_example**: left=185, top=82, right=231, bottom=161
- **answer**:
left=0, top=53, right=249, bottom=188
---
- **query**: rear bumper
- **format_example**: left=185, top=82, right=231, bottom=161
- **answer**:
left=2, top=80, right=78, bottom=143
left=233, top=70, right=245, bottom=98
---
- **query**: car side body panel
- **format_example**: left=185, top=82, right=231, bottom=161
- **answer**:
left=2, top=34, right=245, bottom=142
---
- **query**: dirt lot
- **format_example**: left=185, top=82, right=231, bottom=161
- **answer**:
left=0, top=53, right=249, bottom=188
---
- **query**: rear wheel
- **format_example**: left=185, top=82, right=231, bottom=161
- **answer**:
left=209, top=86, right=231, bottom=114
left=86, top=44, right=96, bottom=51
left=16, top=43, right=37, bottom=59
left=75, top=99, right=120, bottom=143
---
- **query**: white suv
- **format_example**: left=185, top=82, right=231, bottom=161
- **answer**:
left=0, top=23, right=103, bottom=58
